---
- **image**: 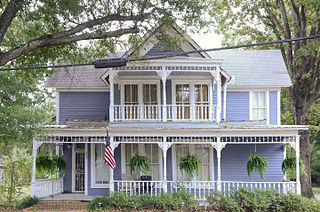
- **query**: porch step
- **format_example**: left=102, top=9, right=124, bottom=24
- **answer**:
left=23, top=201, right=88, bottom=211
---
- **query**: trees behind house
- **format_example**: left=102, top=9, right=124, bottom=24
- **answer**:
left=0, top=0, right=210, bottom=159
left=210, top=0, right=320, bottom=197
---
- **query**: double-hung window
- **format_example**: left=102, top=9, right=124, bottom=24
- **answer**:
left=91, top=144, right=110, bottom=188
left=251, top=91, right=267, bottom=120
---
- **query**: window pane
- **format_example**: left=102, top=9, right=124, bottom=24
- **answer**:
left=259, top=92, right=265, bottom=107
left=202, top=85, right=208, bottom=102
left=252, top=92, right=258, bottom=107
left=95, top=144, right=109, bottom=184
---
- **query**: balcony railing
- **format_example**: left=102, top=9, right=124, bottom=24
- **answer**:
left=112, top=104, right=214, bottom=121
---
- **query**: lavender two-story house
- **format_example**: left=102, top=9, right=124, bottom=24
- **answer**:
left=30, top=25, right=307, bottom=199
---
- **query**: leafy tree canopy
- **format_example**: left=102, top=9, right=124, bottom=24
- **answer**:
left=209, top=0, right=320, bottom=197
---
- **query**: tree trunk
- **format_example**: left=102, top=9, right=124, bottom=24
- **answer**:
left=292, top=98, right=313, bottom=198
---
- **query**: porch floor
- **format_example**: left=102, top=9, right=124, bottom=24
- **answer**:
left=41, top=193, right=95, bottom=201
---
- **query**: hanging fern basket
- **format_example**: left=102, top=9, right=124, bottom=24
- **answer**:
left=282, top=156, right=307, bottom=180
left=36, top=155, right=66, bottom=178
left=129, top=153, right=151, bottom=179
left=179, top=153, right=201, bottom=179
left=246, top=153, right=268, bottom=179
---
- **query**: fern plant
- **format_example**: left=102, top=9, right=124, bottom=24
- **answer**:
left=36, top=155, right=66, bottom=177
left=179, top=153, right=201, bottom=179
left=246, top=153, right=268, bottom=179
left=130, top=153, right=151, bottom=179
left=282, top=156, right=307, bottom=179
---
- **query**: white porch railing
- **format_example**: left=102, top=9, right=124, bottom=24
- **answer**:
left=167, top=181, right=216, bottom=200
left=114, top=180, right=296, bottom=199
left=113, top=104, right=213, bottom=121
left=221, top=181, right=296, bottom=195
left=114, top=180, right=164, bottom=196
left=35, top=178, right=63, bottom=198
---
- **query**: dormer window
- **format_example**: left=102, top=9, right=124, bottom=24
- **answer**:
left=251, top=91, right=266, bottom=120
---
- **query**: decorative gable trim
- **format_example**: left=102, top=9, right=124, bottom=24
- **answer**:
left=123, top=24, right=210, bottom=59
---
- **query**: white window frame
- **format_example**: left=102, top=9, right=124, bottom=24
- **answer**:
left=172, top=80, right=212, bottom=120
left=120, top=80, right=161, bottom=106
left=121, top=143, right=163, bottom=181
left=249, top=90, right=269, bottom=124
left=172, top=143, right=214, bottom=181
left=90, top=143, right=110, bottom=188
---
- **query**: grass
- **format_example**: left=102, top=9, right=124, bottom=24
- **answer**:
left=313, top=186, right=320, bottom=196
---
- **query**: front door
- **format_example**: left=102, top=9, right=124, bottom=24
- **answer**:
left=74, top=144, right=85, bottom=192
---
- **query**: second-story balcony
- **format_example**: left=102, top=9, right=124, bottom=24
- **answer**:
left=111, top=104, right=215, bottom=122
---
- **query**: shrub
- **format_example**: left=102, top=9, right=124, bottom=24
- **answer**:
left=16, top=196, right=39, bottom=209
left=207, top=188, right=320, bottom=212
left=87, top=190, right=196, bottom=211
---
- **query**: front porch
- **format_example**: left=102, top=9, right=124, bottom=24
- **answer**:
left=31, top=126, right=304, bottom=199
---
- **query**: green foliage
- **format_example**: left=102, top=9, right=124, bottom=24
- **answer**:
left=246, top=153, right=268, bottom=179
left=207, top=188, right=320, bottom=212
left=179, top=153, right=201, bottom=178
left=282, top=156, right=307, bottom=180
left=16, top=196, right=39, bottom=209
left=0, top=147, right=32, bottom=203
left=129, top=153, right=151, bottom=179
left=86, top=190, right=196, bottom=211
left=36, top=154, right=66, bottom=178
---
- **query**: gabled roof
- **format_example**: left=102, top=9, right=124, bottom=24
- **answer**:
left=209, top=50, right=292, bottom=88
left=45, top=65, right=108, bottom=88
left=124, top=24, right=210, bottom=59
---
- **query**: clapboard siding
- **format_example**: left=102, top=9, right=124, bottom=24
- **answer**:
left=63, top=144, right=72, bottom=193
left=59, top=92, right=109, bottom=124
left=215, top=144, right=284, bottom=182
left=225, top=91, right=250, bottom=120
left=269, top=91, right=278, bottom=125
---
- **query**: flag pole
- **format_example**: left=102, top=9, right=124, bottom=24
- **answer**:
left=107, top=127, right=114, bottom=194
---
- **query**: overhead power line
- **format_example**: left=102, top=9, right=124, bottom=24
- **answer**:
left=1, top=34, right=320, bottom=71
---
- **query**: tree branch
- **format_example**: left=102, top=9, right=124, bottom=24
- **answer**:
left=0, top=26, right=139, bottom=65
left=0, top=0, right=25, bottom=45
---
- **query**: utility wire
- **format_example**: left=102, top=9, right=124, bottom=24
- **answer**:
left=1, top=34, right=320, bottom=71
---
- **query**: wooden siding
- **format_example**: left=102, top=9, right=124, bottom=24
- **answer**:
left=225, top=91, right=250, bottom=120
left=269, top=91, right=278, bottom=125
left=63, top=144, right=72, bottom=193
left=59, top=92, right=109, bottom=124
left=216, top=144, right=284, bottom=182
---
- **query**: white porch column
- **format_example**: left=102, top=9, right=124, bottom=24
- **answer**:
left=109, top=71, right=114, bottom=122
left=158, top=137, right=172, bottom=193
left=296, top=135, right=301, bottom=195
left=157, top=69, right=171, bottom=122
left=216, top=68, right=222, bottom=123
left=215, top=137, right=225, bottom=192
left=30, top=139, right=40, bottom=197
left=109, top=136, right=114, bottom=194
left=162, top=77, right=167, bottom=122
left=223, top=84, right=227, bottom=121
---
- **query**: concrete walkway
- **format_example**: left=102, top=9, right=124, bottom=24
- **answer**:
left=41, top=193, right=95, bottom=201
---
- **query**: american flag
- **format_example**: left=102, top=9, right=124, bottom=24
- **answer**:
left=104, top=132, right=116, bottom=169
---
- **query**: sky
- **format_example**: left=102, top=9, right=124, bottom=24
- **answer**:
left=191, top=32, right=223, bottom=49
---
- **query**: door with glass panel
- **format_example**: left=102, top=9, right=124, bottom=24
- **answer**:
left=124, top=84, right=138, bottom=119
left=143, top=84, right=158, bottom=119
left=194, top=84, right=209, bottom=120
left=176, top=84, right=190, bottom=119
left=74, top=144, right=85, bottom=192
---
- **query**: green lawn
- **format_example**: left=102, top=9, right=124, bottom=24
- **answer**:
left=313, top=186, right=320, bottom=195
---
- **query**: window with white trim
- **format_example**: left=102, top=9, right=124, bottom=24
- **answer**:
left=124, top=143, right=160, bottom=180
left=175, top=144, right=211, bottom=181
left=91, top=144, right=109, bottom=187
left=251, top=91, right=266, bottom=120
